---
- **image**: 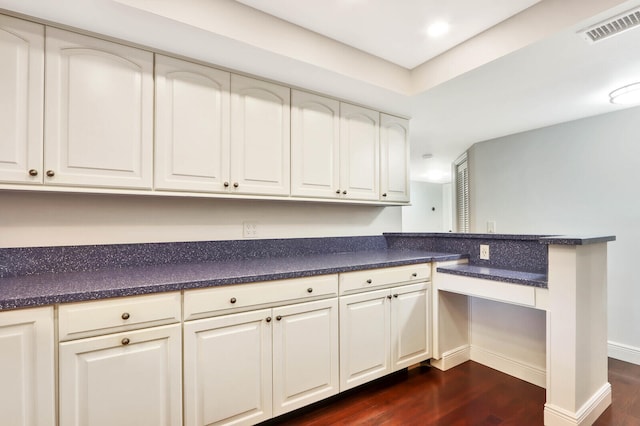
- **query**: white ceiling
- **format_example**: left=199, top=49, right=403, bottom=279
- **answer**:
left=2, top=0, right=640, bottom=184
left=235, top=0, right=542, bottom=69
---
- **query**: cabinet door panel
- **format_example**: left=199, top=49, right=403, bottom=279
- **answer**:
left=391, top=283, right=431, bottom=370
left=340, top=103, right=379, bottom=200
left=291, top=90, right=340, bottom=198
left=155, top=55, right=230, bottom=192
left=339, top=289, right=390, bottom=391
left=0, top=15, right=44, bottom=184
left=59, top=324, right=181, bottom=426
left=0, top=307, right=54, bottom=426
left=230, top=74, right=290, bottom=195
left=45, top=28, right=153, bottom=189
left=184, top=309, right=272, bottom=426
left=272, top=298, right=339, bottom=416
left=380, top=114, right=410, bottom=202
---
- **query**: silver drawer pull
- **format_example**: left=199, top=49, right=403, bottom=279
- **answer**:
left=366, top=279, right=372, bottom=284
left=307, top=287, right=313, bottom=293
left=121, top=312, right=130, bottom=320
left=121, top=338, right=130, bottom=345
left=230, top=297, right=237, bottom=304
left=411, top=273, right=418, bottom=277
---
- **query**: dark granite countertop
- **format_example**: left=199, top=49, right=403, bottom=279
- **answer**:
left=0, top=249, right=464, bottom=310
left=436, top=264, right=548, bottom=288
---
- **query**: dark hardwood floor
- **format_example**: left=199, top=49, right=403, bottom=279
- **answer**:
left=265, top=358, right=640, bottom=425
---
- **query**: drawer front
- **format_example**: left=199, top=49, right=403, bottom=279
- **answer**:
left=339, top=264, right=430, bottom=295
left=184, top=274, right=338, bottom=320
left=58, top=292, right=181, bottom=341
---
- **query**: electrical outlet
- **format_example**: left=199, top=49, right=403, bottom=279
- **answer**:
left=243, top=222, right=259, bottom=238
left=480, top=244, right=490, bottom=260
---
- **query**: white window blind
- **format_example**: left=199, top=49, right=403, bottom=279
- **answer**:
left=455, top=156, right=469, bottom=233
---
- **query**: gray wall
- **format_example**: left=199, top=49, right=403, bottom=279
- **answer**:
left=468, top=105, right=640, bottom=363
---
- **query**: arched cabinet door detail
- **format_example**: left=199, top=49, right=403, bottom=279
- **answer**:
left=291, top=90, right=340, bottom=198
left=380, top=114, right=410, bottom=202
left=340, top=103, right=380, bottom=201
left=44, top=27, right=153, bottom=189
left=154, top=54, right=230, bottom=193
left=0, top=15, right=44, bottom=185
left=230, top=74, right=290, bottom=196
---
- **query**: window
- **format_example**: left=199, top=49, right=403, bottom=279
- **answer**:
left=454, top=153, right=469, bottom=233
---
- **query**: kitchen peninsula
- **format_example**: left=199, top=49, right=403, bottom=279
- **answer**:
left=0, top=233, right=614, bottom=426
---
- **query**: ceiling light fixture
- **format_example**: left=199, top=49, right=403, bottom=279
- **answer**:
left=422, top=153, right=433, bottom=159
left=426, top=21, right=449, bottom=38
left=609, top=82, right=640, bottom=105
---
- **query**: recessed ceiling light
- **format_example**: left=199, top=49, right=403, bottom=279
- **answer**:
left=426, top=21, right=450, bottom=38
left=609, top=82, right=640, bottom=105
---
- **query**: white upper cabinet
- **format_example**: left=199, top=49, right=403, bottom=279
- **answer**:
left=44, top=27, right=154, bottom=189
left=230, top=74, right=290, bottom=196
left=291, top=90, right=340, bottom=198
left=340, top=103, right=380, bottom=201
left=380, top=114, right=410, bottom=202
left=155, top=55, right=230, bottom=192
left=0, top=15, right=44, bottom=184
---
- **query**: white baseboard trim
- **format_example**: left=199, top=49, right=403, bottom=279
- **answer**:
left=431, top=344, right=470, bottom=371
left=544, top=382, right=611, bottom=426
left=608, top=341, right=640, bottom=365
left=470, top=345, right=546, bottom=388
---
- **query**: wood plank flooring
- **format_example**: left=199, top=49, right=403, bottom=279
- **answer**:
left=265, top=358, right=640, bottom=425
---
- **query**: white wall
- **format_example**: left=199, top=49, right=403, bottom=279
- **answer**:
left=0, top=191, right=402, bottom=248
left=401, top=181, right=446, bottom=232
left=468, top=105, right=640, bottom=365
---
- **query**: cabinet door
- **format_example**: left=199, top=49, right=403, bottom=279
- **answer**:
left=0, top=307, right=55, bottom=426
left=380, top=113, right=410, bottom=202
left=59, top=324, right=182, bottom=426
left=155, top=55, right=230, bottom=192
left=340, top=103, right=380, bottom=201
left=339, top=288, right=391, bottom=391
left=0, top=15, right=44, bottom=184
left=44, top=27, right=153, bottom=189
left=391, top=282, right=431, bottom=371
left=230, top=74, right=290, bottom=196
left=183, top=309, right=272, bottom=426
left=272, top=298, right=339, bottom=416
left=290, top=90, right=340, bottom=198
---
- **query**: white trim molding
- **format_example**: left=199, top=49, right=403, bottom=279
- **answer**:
left=544, top=383, right=611, bottom=426
left=430, top=344, right=470, bottom=371
left=470, top=345, right=546, bottom=388
left=608, top=341, right=640, bottom=365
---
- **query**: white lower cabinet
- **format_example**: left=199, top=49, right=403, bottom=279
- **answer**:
left=339, top=282, right=431, bottom=391
left=0, top=306, right=55, bottom=426
left=59, top=324, right=182, bottom=426
left=183, top=297, right=339, bottom=426
left=57, top=293, right=182, bottom=426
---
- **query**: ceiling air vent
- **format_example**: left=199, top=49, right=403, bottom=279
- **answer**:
left=579, top=7, right=640, bottom=43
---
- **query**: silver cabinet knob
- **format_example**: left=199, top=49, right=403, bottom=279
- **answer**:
left=336, top=189, right=341, bottom=194
left=46, top=170, right=55, bottom=177
left=121, top=338, right=130, bottom=345
left=366, top=279, right=372, bottom=284
left=387, top=295, right=392, bottom=299
left=121, top=312, right=130, bottom=320
left=412, top=273, right=418, bottom=277
left=382, top=193, right=387, bottom=197
left=266, top=317, right=272, bottom=323
left=28, top=169, right=38, bottom=177
left=276, top=315, right=282, bottom=321
left=233, top=182, right=239, bottom=188
left=393, top=294, right=399, bottom=298
left=223, top=181, right=230, bottom=187
left=342, top=190, right=347, bottom=195
left=230, top=297, right=237, bottom=304
left=307, top=288, right=313, bottom=293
